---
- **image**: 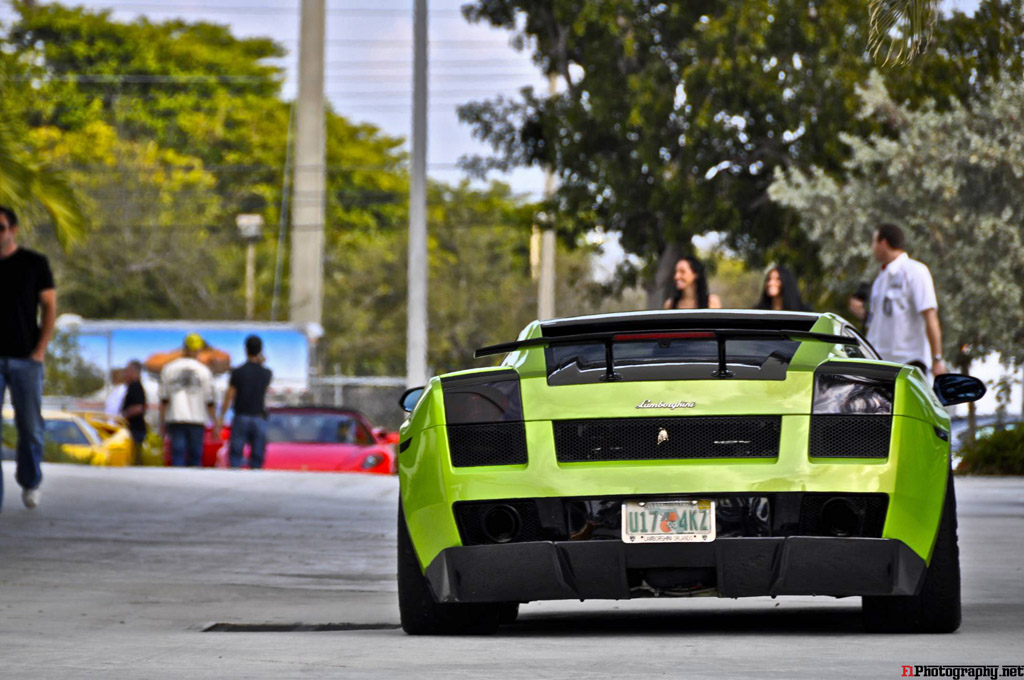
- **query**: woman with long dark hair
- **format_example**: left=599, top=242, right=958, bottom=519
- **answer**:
left=754, top=265, right=808, bottom=311
left=663, top=256, right=722, bottom=309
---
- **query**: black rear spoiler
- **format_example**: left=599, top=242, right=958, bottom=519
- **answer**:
left=475, top=328, right=850, bottom=381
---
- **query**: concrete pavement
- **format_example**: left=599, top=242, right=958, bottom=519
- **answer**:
left=1, top=465, right=1022, bottom=679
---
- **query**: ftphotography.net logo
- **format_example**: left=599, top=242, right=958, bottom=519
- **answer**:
left=901, top=666, right=1024, bottom=679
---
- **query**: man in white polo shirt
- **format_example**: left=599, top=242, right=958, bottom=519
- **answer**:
left=866, top=223, right=947, bottom=377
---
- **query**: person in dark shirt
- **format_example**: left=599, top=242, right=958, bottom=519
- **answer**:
left=218, top=335, right=273, bottom=469
left=120, top=360, right=148, bottom=465
left=0, top=206, right=56, bottom=510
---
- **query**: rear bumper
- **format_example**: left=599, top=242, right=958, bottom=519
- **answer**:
left=425, top=537, right=926, bottom=603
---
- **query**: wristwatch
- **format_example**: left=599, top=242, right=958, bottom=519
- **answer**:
left=932, top=354, right=944, bottom=362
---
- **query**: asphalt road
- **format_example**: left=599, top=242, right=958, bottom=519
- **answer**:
left=1, top=466, right=1022, bottom=679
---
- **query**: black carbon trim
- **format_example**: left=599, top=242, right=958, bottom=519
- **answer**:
left=553, top=416, right=781, bottom=462
left=809, top=415, right=892, bottom=458
left=447, top=422, right=528, bottom=467
left=425, top=538, right=926, bottom=602
left=814, top=361, right=903, bottom=381
left=398, top=438, right=412, bottom=453
left=441, top=370, right=523, bottom=425
left=452, top=493, right=888, bottom=546
left=440, top=369, right=519, bottom=388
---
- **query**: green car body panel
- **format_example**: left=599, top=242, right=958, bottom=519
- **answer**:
left=398, top=310, right=953, bottom=597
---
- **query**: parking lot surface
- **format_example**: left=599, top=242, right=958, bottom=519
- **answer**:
left=1, top=466, right=1022, bottom=679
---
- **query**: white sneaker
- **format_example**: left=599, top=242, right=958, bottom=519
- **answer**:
left=22, top=487, right=41, bottom=509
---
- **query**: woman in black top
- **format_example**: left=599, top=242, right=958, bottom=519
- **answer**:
left=754, top=265, right=808, bottom=311
left=663, top=255, right=722, bottom=309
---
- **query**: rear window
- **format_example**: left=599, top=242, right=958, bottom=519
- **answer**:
left=545, top=338, right=801, bottom=385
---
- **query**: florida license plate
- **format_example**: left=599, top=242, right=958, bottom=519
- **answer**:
left=621, top=500, right=716, bottom=543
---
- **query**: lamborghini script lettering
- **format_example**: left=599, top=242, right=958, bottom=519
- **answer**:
left=635, top=399, right=696, bottom=410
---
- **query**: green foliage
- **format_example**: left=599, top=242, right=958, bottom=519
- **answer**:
left=769, top=74, right=1024, bottom=363
left=958, top=426, right=1024, bottom=475
left=0, top=124, right=87, bottom=248
left=458, top=0, right=1024, bottom=300
left=43, top=329, right=105, bottom=397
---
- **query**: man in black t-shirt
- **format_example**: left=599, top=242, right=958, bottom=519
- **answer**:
left=0, top=206, right=56, bottom=511
left=120, top=360, right=148, bottom=465
left=218, top=335, right=273, bottom=469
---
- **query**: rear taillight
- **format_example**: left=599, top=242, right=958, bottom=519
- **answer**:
left=809, top=362, right=899, bottom=458
left=441, top=370, right=527, bottom=467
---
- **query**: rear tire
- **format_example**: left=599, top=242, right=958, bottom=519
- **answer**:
left=863, top=472, right=961, bottom=633
left=397, top=503, right=500, bottom=635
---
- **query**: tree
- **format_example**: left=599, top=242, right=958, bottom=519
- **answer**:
left=322, top=180, right=576, bottom=376
left=43, top=329, right=105, bottom=397
left=769, top=73, right=1024, bottom=369
left=0, top=51, right=86, bottom=248
left=2, top=3, right=411, bottom=327
left=457, top=0, right=1024, bottom=306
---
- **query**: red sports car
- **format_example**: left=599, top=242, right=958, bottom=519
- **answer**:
left=216, top=407, right=397, bottom=474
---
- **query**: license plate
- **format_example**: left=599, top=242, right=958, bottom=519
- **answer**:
left=621, top=500, right=716, bottom=543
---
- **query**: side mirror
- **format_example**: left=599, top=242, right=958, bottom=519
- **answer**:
left=933, top=374, right=987, bottom=406
left=373, top=427, right=401, bottom=445
left=399, top=386, right=425, bottom=413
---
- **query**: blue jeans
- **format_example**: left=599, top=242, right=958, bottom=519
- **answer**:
left=168, top=424, right=205, bottom=467
left=0, top=357, right=45, bottom=507
left=229, top=414, right=267, bottom=469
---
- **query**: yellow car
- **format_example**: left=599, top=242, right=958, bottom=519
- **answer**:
left=1, top=409, right=134, bottom=467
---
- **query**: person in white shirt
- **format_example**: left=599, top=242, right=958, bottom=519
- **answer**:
left=158, top=333, right=217, bottom=466
left=865, top=224, right=947, bottom=376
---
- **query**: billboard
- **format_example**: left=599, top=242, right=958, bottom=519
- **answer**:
left=55, top=317, right=316, bottom=403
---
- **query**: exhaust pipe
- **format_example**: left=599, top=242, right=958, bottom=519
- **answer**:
left=482, top=505, right=521, bottom=543
left=820, top=497, right=862, bottom=537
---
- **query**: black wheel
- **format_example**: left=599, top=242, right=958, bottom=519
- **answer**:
left=863, top=472, right=961, bottom=633
left=397, top=503, right=501, bottom=635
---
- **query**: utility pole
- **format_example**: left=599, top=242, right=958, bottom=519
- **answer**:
left=537, top=73, right=558, bottom=320
left=290, top=0, right=326, bottom=327
left=406, top=0, right=429, bottom=387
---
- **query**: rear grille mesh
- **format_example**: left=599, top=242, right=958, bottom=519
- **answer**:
left=447, top=422, right=528, bottom=467
left=553, top=416, right=781, bottom=463
left=809, top=415, right=891, bottom=458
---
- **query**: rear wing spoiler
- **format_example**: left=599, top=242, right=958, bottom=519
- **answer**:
left=475, top=328, right=851, bottom=381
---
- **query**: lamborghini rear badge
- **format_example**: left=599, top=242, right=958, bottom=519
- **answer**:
left=635, top=399, right=696, bottom=410
left=657, top=428, right=669, bottom=445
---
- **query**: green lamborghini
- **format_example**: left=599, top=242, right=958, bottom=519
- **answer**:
left=396, top=310, right=985, bottom=635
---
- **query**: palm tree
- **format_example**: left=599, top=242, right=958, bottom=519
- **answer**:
left=0, top=131, right=87, bottom=250
left=869, top=0, right=939, bottom=64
